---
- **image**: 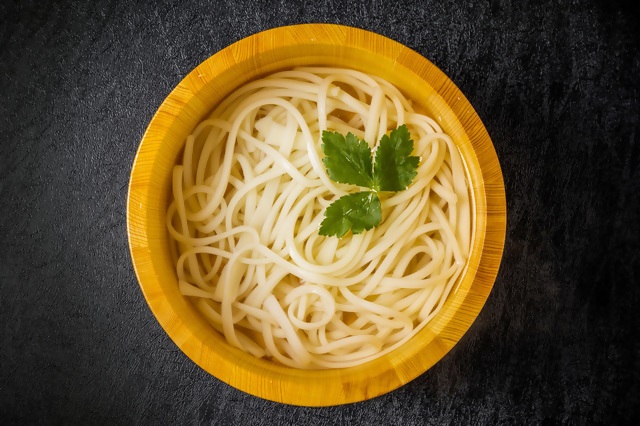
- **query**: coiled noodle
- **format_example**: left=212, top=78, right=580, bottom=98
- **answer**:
left=167, top=67, right=471, bottom=369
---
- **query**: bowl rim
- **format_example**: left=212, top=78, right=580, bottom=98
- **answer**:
left=127, top=23, right=506, bottom=406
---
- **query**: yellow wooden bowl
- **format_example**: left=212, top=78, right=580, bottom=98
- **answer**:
left=127, top=23, right=506, bottom=406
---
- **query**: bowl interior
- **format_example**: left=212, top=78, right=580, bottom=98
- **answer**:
left=127, top=23, right=506, bottom=406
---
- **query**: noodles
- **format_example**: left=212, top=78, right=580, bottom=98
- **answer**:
left=167, top=67, right=471, bottom=369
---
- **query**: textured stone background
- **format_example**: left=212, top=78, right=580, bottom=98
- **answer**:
left=1, top=0, right=638, bottom=424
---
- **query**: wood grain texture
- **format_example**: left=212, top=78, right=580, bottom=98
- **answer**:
left=127, top=23, right=506, bottom=406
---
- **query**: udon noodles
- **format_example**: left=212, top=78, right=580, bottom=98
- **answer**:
left=167, top=67, right=471, bottom=369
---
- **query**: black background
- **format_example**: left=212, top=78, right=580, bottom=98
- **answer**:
left=1, top=0, right=639, bottom=424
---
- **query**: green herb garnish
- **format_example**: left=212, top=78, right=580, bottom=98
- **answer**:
left=319, top=125, right=420, bottom=237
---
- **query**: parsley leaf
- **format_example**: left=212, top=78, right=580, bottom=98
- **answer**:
left=318, top=192, right=382, bottom=237
left=321, top=131, right=374, bottom=189
left=319, top=125, right=420, bottom=237
left=373, top=124, right=420, bottom=191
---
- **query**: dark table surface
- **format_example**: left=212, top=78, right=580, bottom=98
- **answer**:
left=2, top=0, right=639, bottom=424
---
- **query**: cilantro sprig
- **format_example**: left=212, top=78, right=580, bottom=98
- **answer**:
left=319, top=125, right=420, bottom=237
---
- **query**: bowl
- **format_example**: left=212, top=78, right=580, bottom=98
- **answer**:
left=127, top=23, right=506, bottom=406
